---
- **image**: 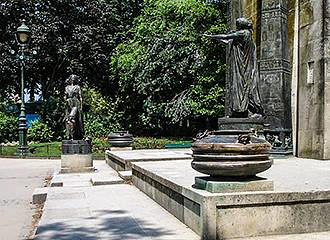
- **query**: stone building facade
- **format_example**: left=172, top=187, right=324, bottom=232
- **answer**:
left=294, top=0, right=330, bottom=159
left=228, top=0, right=330, bottom=160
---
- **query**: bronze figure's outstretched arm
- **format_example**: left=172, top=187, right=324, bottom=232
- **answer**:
left=204, top=31, right=244, bottom=42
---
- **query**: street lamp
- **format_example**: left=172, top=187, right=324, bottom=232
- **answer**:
left=16, top=20, right=31, bottom=156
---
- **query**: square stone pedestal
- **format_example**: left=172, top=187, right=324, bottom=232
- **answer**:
left=194, top=176, right=274, bottom=193
left=61, top=140, right=94, bottom=173
left=61, top=154, right=94, bottom=173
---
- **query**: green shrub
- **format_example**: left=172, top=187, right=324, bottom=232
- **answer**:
left=28, top=120, right=54, bottom=143
left=91, top=137, right=108, bottom=154
left=132, top=137, right=192, bottom=149
left=0, top=112, right=18, bottom=143
left=40, top=97, right=66, bottom=141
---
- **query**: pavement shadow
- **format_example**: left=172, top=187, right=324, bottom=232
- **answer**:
left=35, top=223, right=97, bottom=240
left=95, top=209, right=176, bottom=239
left=34, top=209, right=176, bottom=240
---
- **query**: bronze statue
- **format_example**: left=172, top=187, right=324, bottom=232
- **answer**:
left=65, top=74, right=84, bottom=140
left=204, top=17, right=264, bottom=118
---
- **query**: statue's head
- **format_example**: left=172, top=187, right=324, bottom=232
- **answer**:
left=236, top=18, right=253, bottom=30
left=66, top=74, right=81, bottom=85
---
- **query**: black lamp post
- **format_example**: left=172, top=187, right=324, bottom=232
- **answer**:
left=16, top=20, right=31, bottom=156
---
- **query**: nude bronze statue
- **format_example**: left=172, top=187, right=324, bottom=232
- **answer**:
left=65, top=74, right=84, bottom=140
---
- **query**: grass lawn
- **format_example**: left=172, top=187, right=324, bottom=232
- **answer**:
left=0, top=142, right=104, bottom=158
left=0, top=142, right=62, bottom=158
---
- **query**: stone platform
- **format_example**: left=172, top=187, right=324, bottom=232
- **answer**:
left=131, top=157, right=330, bottom=240
left=105, top=149, right=192, bottom=172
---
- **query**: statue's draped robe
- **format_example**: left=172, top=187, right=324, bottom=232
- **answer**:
left=229, top=29, right=263, bottom=114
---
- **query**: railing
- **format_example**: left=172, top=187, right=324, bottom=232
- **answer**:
left=0, top=143, right=106, bottom=159
left=0, top=144, right=61, bottom=158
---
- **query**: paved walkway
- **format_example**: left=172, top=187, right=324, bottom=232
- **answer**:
left=0, top=158, right=59, bottom=240
left=31, top=157, right=330, bottom=240
left=34, top=161, right=199, bottom=240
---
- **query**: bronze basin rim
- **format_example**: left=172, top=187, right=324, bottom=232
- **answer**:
left=191, top=145, right=271, bottom=155
left=192, top=150, right=270, bottom=155
left=192, top=154, right=270, bottom=160
left=192, top=144, right=271, bottom=154
left=192, top=142, right=271, bottom=148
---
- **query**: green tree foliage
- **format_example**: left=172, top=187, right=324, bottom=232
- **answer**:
left=0, top=0, right=141, bottom=139
left=0, top=0, right=142, bottom=100
left=112, top=0, right=227, bottom=133
left=82, top=87, right=122, bottom=138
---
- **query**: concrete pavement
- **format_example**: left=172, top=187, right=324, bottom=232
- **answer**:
left=0, top=158, right=60, bottom=240
left=3, top=155, right=328, bottom=240
left=34, top=161, right=199, bottom=240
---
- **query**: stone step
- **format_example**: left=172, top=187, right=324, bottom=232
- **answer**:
left=32, top=187, right=49, bottom=204
left=90, top=175, right=125, bottom=186
left=118, top=170, right=132, bottom=181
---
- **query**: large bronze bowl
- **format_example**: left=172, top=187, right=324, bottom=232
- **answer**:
left=108, top=131, right=133, bottom=147
left=191, top=131, right=273, bottom=178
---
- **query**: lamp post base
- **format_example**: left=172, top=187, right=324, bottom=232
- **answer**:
left=17, top=146, right=31, bottom=157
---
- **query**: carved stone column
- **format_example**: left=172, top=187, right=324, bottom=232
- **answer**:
left=259, top=0, right=292, bottom=153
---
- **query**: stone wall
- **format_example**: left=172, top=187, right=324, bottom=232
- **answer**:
left=295, top=0, right=329, bottom=159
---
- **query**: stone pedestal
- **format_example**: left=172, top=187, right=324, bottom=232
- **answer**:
left=194, top=176, right=274, bottom=193
left=218, top=117, right=265, bottom=131
left=110, top=147, right=133, bottom=151
left=61, top=140, right=94, bottom=173
left=218, top=118, right=293, bottom=155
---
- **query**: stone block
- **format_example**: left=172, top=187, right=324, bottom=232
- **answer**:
left=218, top=118, right=265, bottom=131
left=50, top=181, right=63, bottom=187
left=90, top=175, right=124, bottom=186
left=60, top=154, right=94, bottom=173
left=32, top=187, right=49, bottom=204
left=62, top=180, right=92, bottom=187
left=110, top=147, right=133, bottom=151
left=216, top=193, right=330, bottom=239
left=194, top=176, right=274, bottom=193
left=118, top=170, right=132, bottom=181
